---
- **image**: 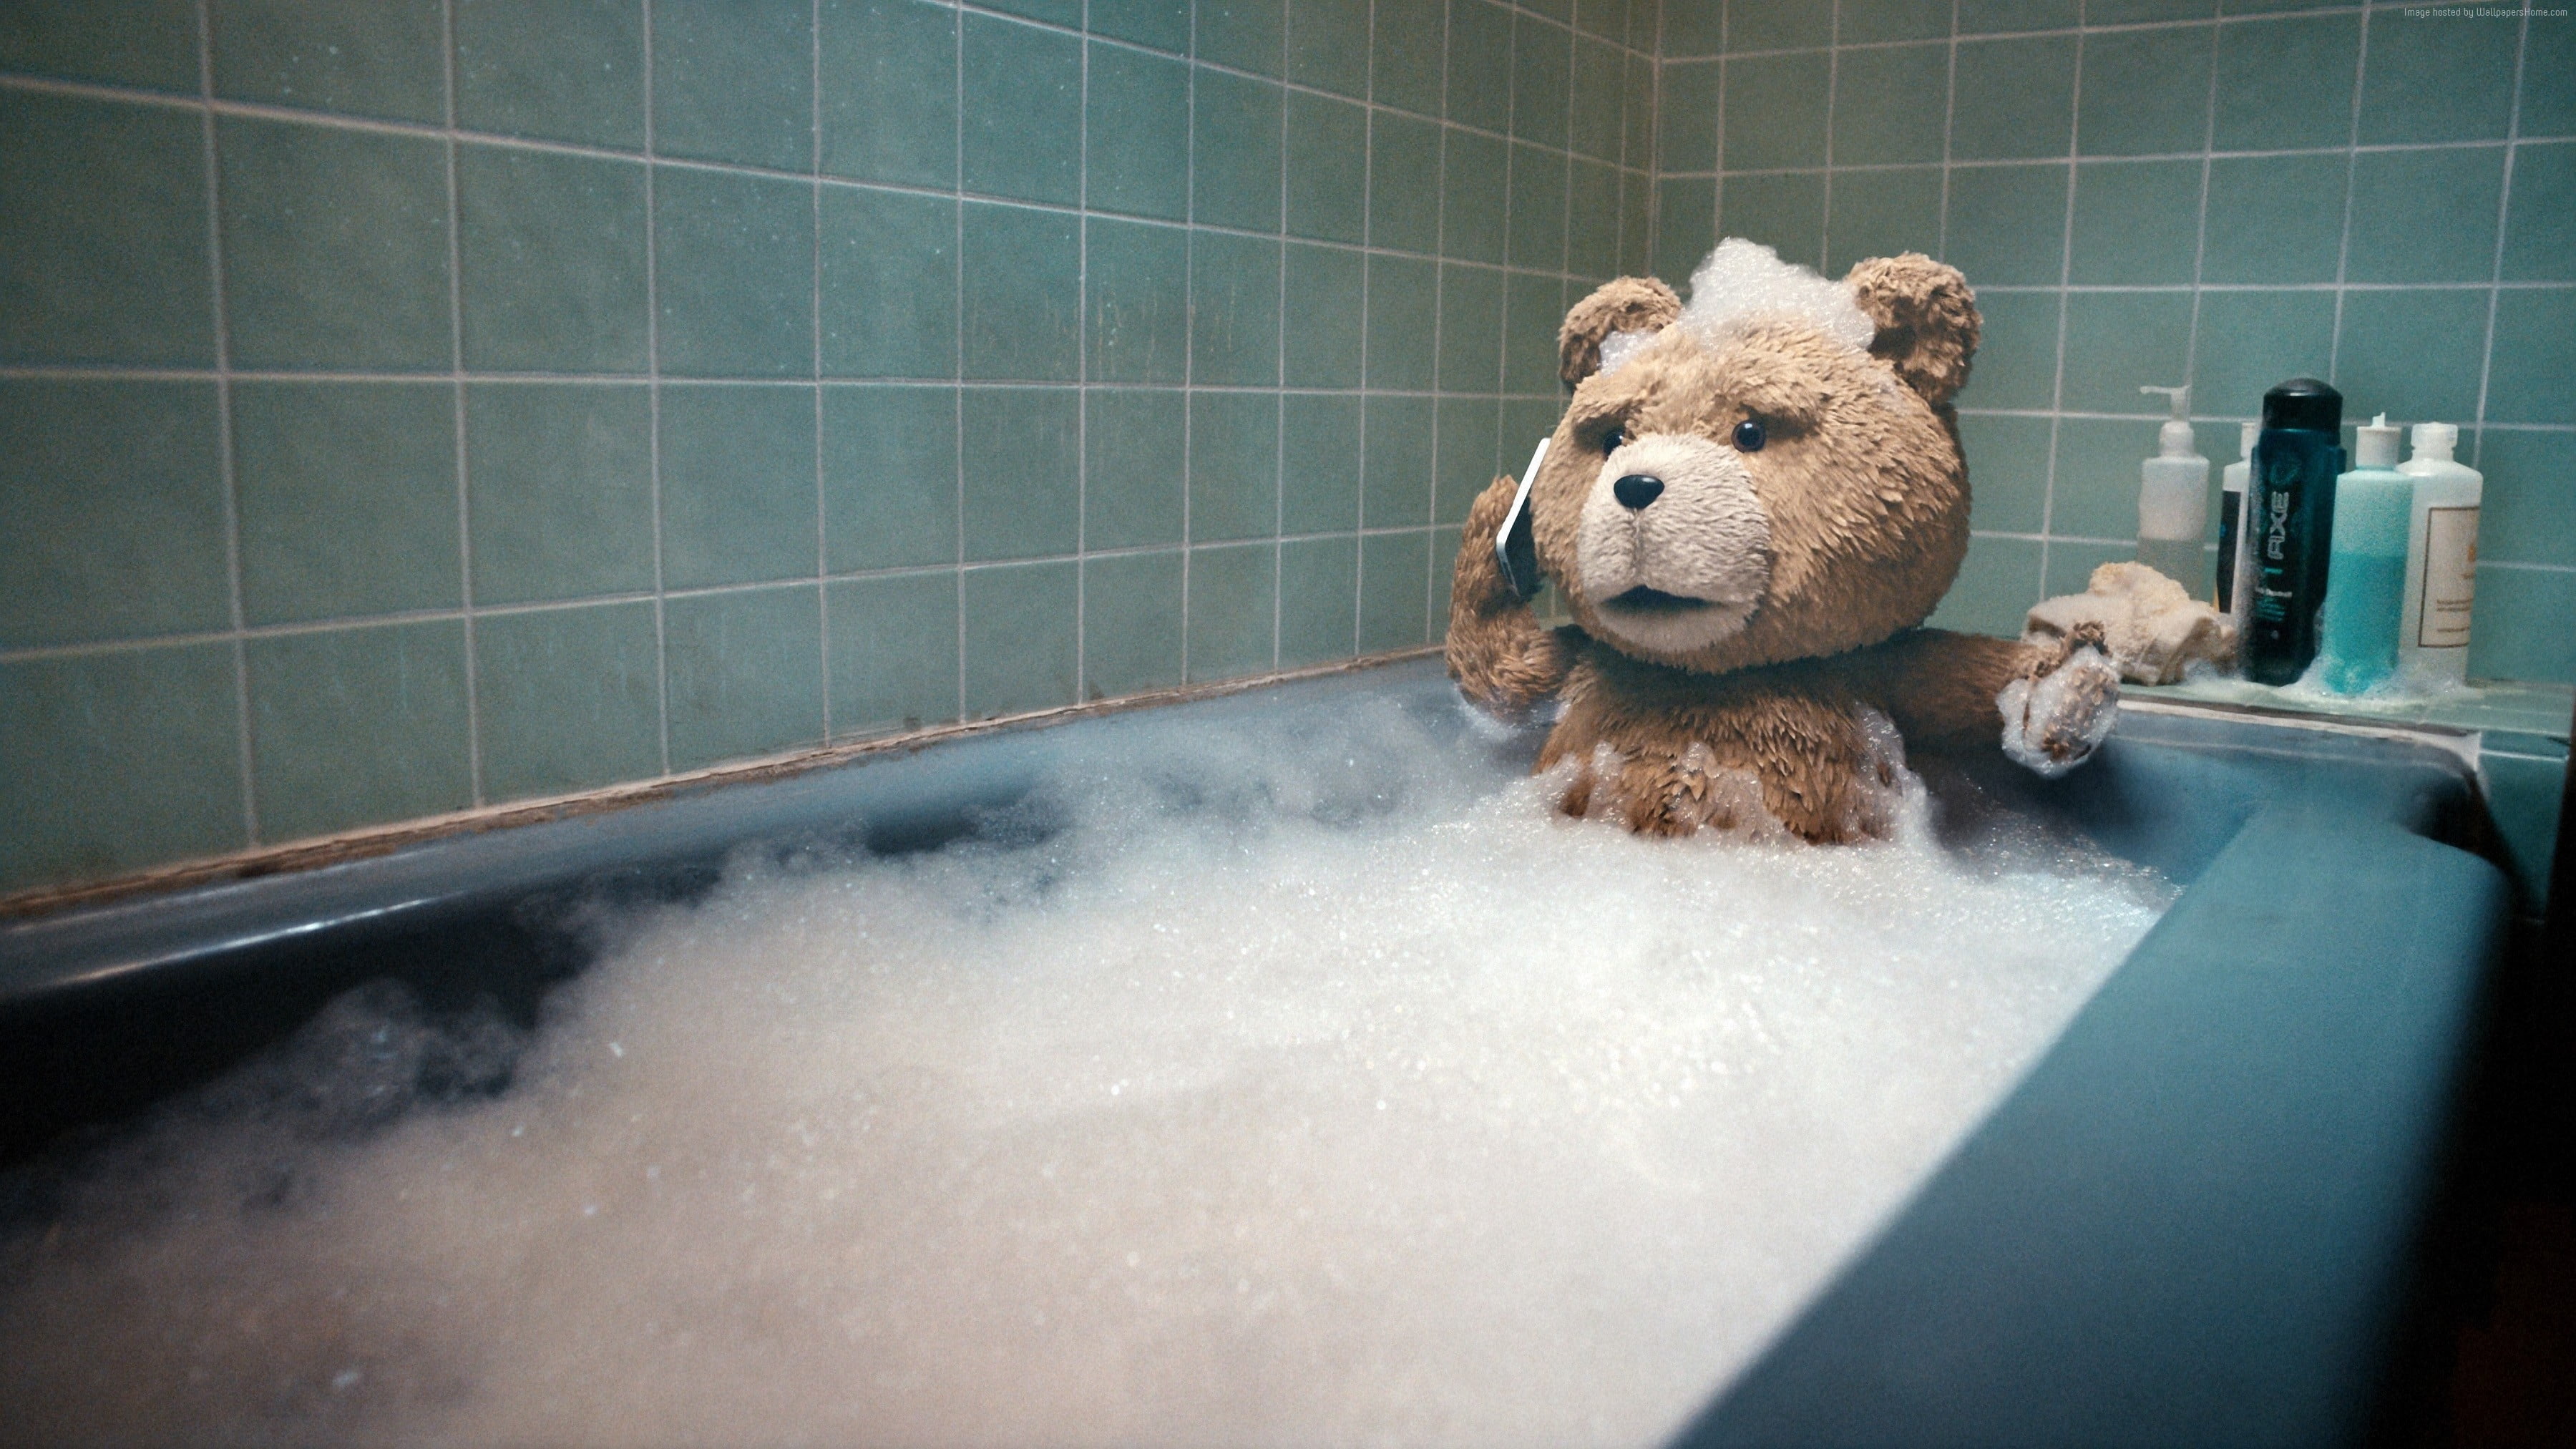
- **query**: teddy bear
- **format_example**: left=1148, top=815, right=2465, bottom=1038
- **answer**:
left=1445, top=240, right=2119, bottom=842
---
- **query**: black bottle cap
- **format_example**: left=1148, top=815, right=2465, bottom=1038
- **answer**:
left=2262, top=377, right=2342, bottom=432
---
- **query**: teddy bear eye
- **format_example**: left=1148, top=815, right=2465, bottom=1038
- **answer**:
left=1732, top=418, right=1767, bottom=452
left=1600, top=425, right=1626, bottom=454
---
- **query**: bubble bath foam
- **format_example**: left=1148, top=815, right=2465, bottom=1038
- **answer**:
left=0, top=701, right=2173, bottom=1448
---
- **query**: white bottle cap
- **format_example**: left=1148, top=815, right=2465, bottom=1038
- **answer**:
left=2140, top=385, right=2196, bottom=459
left=2409, top=421, right=2459, bottom=462
left=2354, top=413, right=2401, bottom=469
left=2238, top=420, right=2258, bottom=458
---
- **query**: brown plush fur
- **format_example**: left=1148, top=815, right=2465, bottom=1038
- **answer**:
left=1447, top=251, right=2114, bottom=842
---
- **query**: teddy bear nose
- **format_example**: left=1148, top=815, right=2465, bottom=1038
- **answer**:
left=1612, top=474, right=1664, bottom=511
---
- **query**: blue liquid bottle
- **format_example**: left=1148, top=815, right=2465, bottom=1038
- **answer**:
left=2316, top=415, right=2411, bottom=693
left=2243, top=379, right=2346, bottom=686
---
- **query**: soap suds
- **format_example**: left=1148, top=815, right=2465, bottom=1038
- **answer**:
left=1680, top=238, right=1876, bottom=356
left=0, top=697, right=2170, bottom=1448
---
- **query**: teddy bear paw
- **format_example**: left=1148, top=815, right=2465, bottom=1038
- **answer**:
left=1996, top=643, right=2119, bottom=779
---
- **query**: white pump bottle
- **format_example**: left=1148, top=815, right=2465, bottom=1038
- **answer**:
left=2397, top=422, right=2482, bottom=687
left=2136, top=386, right=2209, bottom=595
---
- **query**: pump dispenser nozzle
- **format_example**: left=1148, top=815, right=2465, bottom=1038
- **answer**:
left=2140, top=385, right=2194, bottom=459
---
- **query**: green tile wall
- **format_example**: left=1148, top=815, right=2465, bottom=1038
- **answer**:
left=1657, top=2, right=2576, bottom=681
left=0, top=0, right=1657, bottom=892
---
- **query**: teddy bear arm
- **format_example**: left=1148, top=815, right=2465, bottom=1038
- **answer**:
left=1445, top=474, right=1574, bottom=711
left=1835, top=627, right=2119, bottom=775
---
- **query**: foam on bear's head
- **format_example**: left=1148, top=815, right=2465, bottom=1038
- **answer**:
left=1679, top=238, right=1876, bottom=356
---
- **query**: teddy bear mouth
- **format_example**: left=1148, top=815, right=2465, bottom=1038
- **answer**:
left=1603, top=585, right=1716, bottom=613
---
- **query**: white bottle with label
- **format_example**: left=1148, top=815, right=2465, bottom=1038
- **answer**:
left=2397, top=421, right=2482, bottom=687
left=2135, top=386, right=2209, bottom=595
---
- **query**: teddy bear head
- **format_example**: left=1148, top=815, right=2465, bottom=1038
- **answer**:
left=1519, top=241, right=1982, bottom=675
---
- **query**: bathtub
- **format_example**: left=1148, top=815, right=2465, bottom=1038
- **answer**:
left=0, top=655, right=2511, bottom=1446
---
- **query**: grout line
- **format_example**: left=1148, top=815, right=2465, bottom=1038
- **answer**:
left=1074, top=0, right=1092, bottom=700
left=194, top=0, right=258, bottom=849
left=2035, top=24, right=2087, bottom=598
left=0, top=364, right=1601, bottom=395
left=2179, top=15, right=2223, bottom=415
left=2468, top=8, right=2529, bottom=472
left=442, top=0, right=484, bottom=809
left=1350, top=0, right=1373, bottom=661
left=643, top=0, right=670, bottom=775
left=2326, top=4, right=2372, bottom=384
left=1819, top=0, right=1839, bottom=270
left=1274, top=1, right=1295, bottom=672
left=1938, top=0, right=1960, bottom=258
left=814, top=0, right=831, bottom=742
left=954, top=0, right=968, bottom=724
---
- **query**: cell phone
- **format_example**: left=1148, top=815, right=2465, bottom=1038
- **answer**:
left=1494, top=435, right=1548, bottom=602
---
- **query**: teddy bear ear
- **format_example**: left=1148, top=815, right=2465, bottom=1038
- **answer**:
left=1843, top=253, right=1981, bottom=406
left=1556, top=276, right=1683, bottom=386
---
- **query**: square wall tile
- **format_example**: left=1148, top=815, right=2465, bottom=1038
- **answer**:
left=654, top=167, right=815, bottom=378
left=1719, top=171, right=1825, bottom=272
left=0, top=381, right=227, bottom=648
left=1951, top=34, right=2077, bottom=161
left=1662, top=0, right=1723, bottom=55
left=2358, top=5, right=2517, bottom=145
left=1931, top=533, right=2044, bottom=638
left=1723, top=50, right=1830, bottom=171
left=1279, top=535, right=1357, bottom=665
left=2345, top=146, right=2504, bottom=285
left=457, top=145, right=650, bottom=374
left=1086, top=217, right=1189, bottom=386
left=233, top=381, right=460, bottom=625
left=1284, top=243, right=1365, bottom=387
left=2468, top=566, right=2576, bottom=683
left=1092, top=0, right=1191, bottom=53
left=2212, top=13, right=2358, bottom=151
left=651, top=0, right=813, bottom=171
left=2524, top=11, right=2575, bottom=140
left=1448, top=0, right=1516, bottom=133
left=821, top=185, right=957, bottom=379
left=1358, top=529, right=1433, bottom=650
left=825, top=384, right=960, bottom=570
left=219, top=117, right=451, bottom=371
left=212, top=0, right=444, bottom=122
left=1439, top=263, right=1506, bottom=393
left=1825, top=166, right=1942, bottom=274
left=2077, top=24, right=2212, bottom=157
left=456, top=0, right=646, bottom=150
left=248, top=620, right=473, bottom=841
left=2058, top=291, right=2192, bottom=414
left=1085, top=389, right=1186, bottom=550
left=0, top=644, right=243, bottom=892
left=2504, top=142, right=2576, bottom=283
left=2069, top=160, right=2202, bottom=286
left=0, top=0, right=202, bottom=92
left=466, top=382, right=653, bottom=604
left=1364, top=395, right=1436, bottom=527
left=1832, top=42, right=1950, bottom=167
left=0, top=92, right=212, bottom=367
left=1083, top=550, right=1185, bottom=697
left=1570, top=36, right=1626, bottom=163
left=1287, top=92, right=1370, bottom=245
left=829, top=570, right=960, bottom=735
left=1504, top=271, right=1569, bottom=394
left=1442, top=129, right=1510, bottom=266
left=1508, top=143, right=1569, bottom=271
left=2050, top=416, right=2164, bottom=540
left=1197, top=68, right=1287, bottom=232
left=2477, top=430, right=2576, bottom=567
left=2091, top=0, right=2216, bottom=20
left=1956, top=0, right=2077, bottom=32
left=2333, top=288, right=2489, bottom=426
left=1189, top=542, right=1278, bottom=680
left=2191, top=288, right=2335, bottom=419
left=1511, top=11, right=1571, bottom=149
left=664, top=585, right=826, bottom=769
left=963, top=14, right=1080, bottom=206
left=962, top=203, right=1080, bottom=381
left=1436, top=396, right=1503, bottom=526
left=1192, top=231, right=1284, bottom=386
left=1283, top=394, right=1364, bottom=533
left=1202, top=0, right=1287, bottom=75
left=1287, top=0, right=1370, bottom=97
left=962, top=560, right=1078, bottom=715
left=2485, top=288, right=2576, bottom=426
left=1657, top=59, right=1720, bottom=175
left=473, top=601, right=663, bottom=802
left=1951, top=290, right=2061, bottom=411
left=1370, top=110, right=1444, bottom=255
left=1190, top=391, right=1282, bottom=542
left=2199, top=153, right=2347, bottom=286
left=1727, top=1, right=1830, bottom=50
left=1089, top=43, right=1189, bottom=222
left=1364, top=254, right=1438, bottom=390
left=1943, top=163, right=2069, bottom=286
left=1372, top=0, right=1446, bottom=119
left=1958, top=411, right=2051, bottom=534
left=962, top=386, right=1080, bottom=560
left=658, top=383, right=818, bottom=588
left=821, top=0, right=958, bottom=188
left=1838, top=0, right=1951, bottom=32
left=2043, top=538, right=2134, bottom=599
left=1655, top=177, right=1717, bottom=280
left=1568, top=159, right=1622, bottom=278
